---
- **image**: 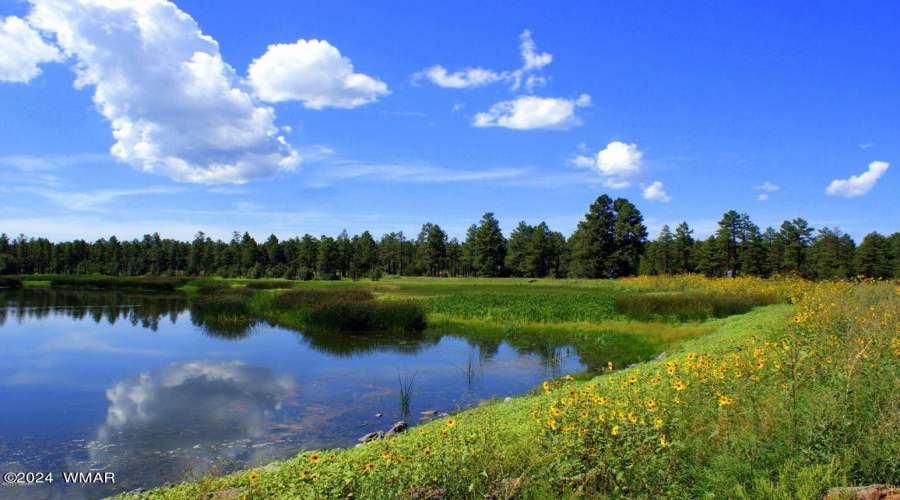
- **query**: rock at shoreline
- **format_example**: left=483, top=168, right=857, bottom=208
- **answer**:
left=358, top=421, right=408, bottom=443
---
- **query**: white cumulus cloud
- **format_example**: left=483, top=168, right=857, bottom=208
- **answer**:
left=825, top=161, right=889, bottom=198
left=596, top=141, right=643, bottom=188
left=643, top=181, right=671, bottom=202
left=0, top=15, right=64, bottom=82
left=24, top=0, right=299, bottom=184
left=472, top=94, right=590, bottom=130
left=248, top=39, right=389, bottom=109
left=571, top=141, right=649, bottom=188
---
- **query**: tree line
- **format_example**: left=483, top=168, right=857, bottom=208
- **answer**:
left=2, top=195, right=898, bottom=281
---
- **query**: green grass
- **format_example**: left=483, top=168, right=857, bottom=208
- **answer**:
left=108, top=277, right=900, bottom=499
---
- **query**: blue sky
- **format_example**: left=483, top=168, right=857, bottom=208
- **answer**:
left=1, top=0, right=897, bottom=244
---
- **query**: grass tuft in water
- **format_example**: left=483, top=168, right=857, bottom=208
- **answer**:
left=398, top=370, right=417, bottom=417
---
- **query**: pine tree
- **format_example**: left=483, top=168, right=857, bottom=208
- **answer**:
left=472, top=213, right=506, bottom=277
left=854, top=232, right=892, bottom=279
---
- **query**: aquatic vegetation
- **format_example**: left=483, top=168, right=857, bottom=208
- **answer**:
left=616, top=291, right=782, bottom=322
left=195, top=286, right=427, bottom=332
left=397, top=370, right=417, bottom=416
left=423, top=289, right=624, bottom=323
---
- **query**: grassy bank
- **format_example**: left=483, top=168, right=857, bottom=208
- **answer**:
left=109, top=277, right=899, bottom=499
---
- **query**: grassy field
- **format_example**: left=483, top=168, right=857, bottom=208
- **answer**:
left=96, top=275, right=900, bottom=499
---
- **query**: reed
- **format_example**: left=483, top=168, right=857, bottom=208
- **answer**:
left=398, top=370, right=417, bottom=416
left=616, top=292, right=782, bottom=322
left=195, top=286, right=427, bottom=331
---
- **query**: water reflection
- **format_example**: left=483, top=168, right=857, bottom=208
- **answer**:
left=90, top=360, right=296, bottom=482
left=191, top=314, right=261, bottom=339
left=292, top=328, right=439, bottom=358
left=0, top=288, right=596, bottom=499
left=0, top=288, right=189, bottom=330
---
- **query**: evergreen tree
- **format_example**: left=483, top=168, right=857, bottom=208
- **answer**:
left=654, top=225, right=674, bottom=274
left=471, top=212, right=506, bottom=277
left=568, top=194, right=616, bottom=278
left=506, top=221, right=534, bottom=277
left=762, top=227, right=784, bottom=276
left=672, top=222, right=695, bottom=273
left=610, top=198, right=648, bottom=277
left=739, top=223, right=767, bottom=277
left=715, top=211, right=752, bottom=276
left=460, top=225, right=478, bottom=277
left=354, top=231, right=379, bottom=277
left=889, top=232, right=900, bottom=279
left=316, top=235, right=340, bottom=279
left=446, top=237, right=461, bottom=277
left=808, top=227, right=855, bottom=280
left=854, top=232, right=892, bottom=279
left=780, top=219, right=813, bottom=276
left=337, top=230, right=352, bottom=278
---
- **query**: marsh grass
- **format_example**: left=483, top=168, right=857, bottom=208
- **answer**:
left=273, top=288, right=427, bottom=331
left=194, top=286, right=427, bottom=332
left=244, top=281, right=296, bottom=290
left=616, top=291, right=783, bottom=322
left=423, top=290, right=624, bottom=323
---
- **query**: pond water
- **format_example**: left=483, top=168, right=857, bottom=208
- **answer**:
left=0, top=289, right=584, bottom=499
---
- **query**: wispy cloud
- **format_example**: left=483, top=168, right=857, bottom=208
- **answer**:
left=413, top=30, right=552, bottom=92
left=0, top=153, right=110, bottom=171
left=754, top=181, right=779, bottom=201
left=301, top=161, right=530, bottom=187
left=754, top=181, right=780, bottom=192
left=8, top=185, right=186, bottom=212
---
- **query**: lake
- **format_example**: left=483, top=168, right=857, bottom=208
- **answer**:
left=0, top=289, right=584, bottom=499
